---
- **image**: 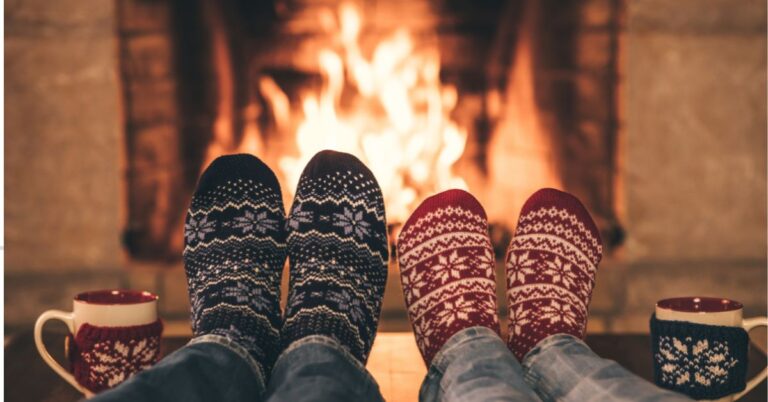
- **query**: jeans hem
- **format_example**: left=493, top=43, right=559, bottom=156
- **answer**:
left=430, top=326, right=500, bottom=374
left=422, top=325, right=540, bottom=402
left=521, top=333, right=583, bottom=402
left=188, top=334, right=266, bottom=390
left=522, top=333, right=581, bottom=369
left=278, top=335, right=367, bottom=375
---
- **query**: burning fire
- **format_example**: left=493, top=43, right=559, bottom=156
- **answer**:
left=192, top=1, right=563, bottom=252
left=267, top=3, right=466, bottom=222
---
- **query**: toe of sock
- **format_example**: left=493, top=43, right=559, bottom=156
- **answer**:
left=403, top=189, right=486, bottom=231
left=519, top=188, right=601, bottom=246
left=196, top=154, right=281, bottom=196
left=398, top=189, right=487, bottom=252
left=300, top=150, right=376, bottom=181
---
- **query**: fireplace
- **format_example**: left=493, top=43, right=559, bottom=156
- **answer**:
left=118, top=0, right=623, bottom=262
left=6, top=0, right=766, bottom=336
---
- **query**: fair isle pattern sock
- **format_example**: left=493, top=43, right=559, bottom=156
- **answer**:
left=397, top=189, right=500, bottom=365
left=183, top=154, right=287, bottom=376
left=282, top=150, right=389, bottom=363
left=506, top=188, right=603, bottom=360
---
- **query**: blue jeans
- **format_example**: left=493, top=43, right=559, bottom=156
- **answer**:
left=421, top=326, right=691, bottom=402
left=90, top=328, right=689, bottom=401
left=89, top=334, right=383, bottom=402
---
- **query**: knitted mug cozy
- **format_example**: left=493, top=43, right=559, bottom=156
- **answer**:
left=68, top=320, right=163, bottom=393
left=650, top=314, right=748, bottom=400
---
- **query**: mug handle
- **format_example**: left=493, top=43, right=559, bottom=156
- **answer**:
left=34, top=310, right=91, bottom=396
left=733, top=316, right=768, bottom=400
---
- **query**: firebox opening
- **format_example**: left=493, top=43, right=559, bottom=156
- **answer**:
left=119, top=0, right=623, bottom=262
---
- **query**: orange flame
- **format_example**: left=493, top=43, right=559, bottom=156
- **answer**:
left=202, top=2, right=469, bottom=222
left=486, top=10, right=561, bottom=228
left=271, top=3, right=468, bottom=222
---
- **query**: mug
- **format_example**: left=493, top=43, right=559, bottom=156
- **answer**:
left=34, top=289, right=163, bottom=396
left=652, top=296, right=767, bottom=401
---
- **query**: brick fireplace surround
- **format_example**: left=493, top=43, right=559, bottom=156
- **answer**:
left=5, top=0, right=767, bottom=348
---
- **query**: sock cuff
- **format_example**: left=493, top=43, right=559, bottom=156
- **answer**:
left=200, top=310, right=281, bottom=370
left=281, top=312, right=371, bottom=364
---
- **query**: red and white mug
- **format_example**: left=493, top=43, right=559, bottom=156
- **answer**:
left=34, top=289, right=163, bottom=396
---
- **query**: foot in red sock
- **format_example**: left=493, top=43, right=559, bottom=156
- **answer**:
left=506, top=188, right=603, bottom=361
left=398, top=189, right=500, bottom=365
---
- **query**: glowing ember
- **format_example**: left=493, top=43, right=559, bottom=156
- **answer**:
left=269, top=3, right=468, bottom=222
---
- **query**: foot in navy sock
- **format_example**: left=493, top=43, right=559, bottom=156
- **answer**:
left=282, top=150, right=389, bottom=363
left=183, top=154, right=287, bottom=377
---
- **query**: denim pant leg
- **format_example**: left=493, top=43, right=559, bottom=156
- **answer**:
left=265, top=335, right=384, bottom=402
left=522, top=334, right=692, bottom=402
left=420, top=326, right=542, bottom=402
left=89, top=335, right=266, bottom=402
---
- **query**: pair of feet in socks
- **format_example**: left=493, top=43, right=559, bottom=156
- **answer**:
left=398, top=188, right=603, bottom=364
left=185, top=150, right=602, bottom=376
left=183, top=151, right=389, bottom=379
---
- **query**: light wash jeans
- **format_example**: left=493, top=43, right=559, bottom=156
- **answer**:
left=421, top=326, right=691, bottom=402
left=90, top=327, right=690, bottom=402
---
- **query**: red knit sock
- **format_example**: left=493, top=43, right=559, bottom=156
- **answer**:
left=398, top=189, right=500, bottom=365
left=506, top=188, right=603, bottom=360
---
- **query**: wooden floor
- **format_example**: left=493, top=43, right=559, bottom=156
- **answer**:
left=367, top=333, right=427, bottom=401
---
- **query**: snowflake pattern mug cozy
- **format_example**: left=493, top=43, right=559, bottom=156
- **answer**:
left=34, top=289, right=163, bottom=396
left=652, top=297, right=767, bottom=401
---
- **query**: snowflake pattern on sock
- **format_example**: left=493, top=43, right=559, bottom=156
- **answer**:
left=398, top=189, right=499, bottom=365
left=183, top=154, right=287, bottom=376
left=282, top=150, right=389, bottom=363
left=506, top=188, right=603, bottom=361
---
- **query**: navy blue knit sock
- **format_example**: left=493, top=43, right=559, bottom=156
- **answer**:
left=183, top=154, right=287, bottom=376
left=282, top=150, right=389, bottom=363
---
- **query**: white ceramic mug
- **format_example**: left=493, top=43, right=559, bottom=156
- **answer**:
left=34, top=289, right=160, bottom=396
left=656, top=297, right=768, bottom=401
